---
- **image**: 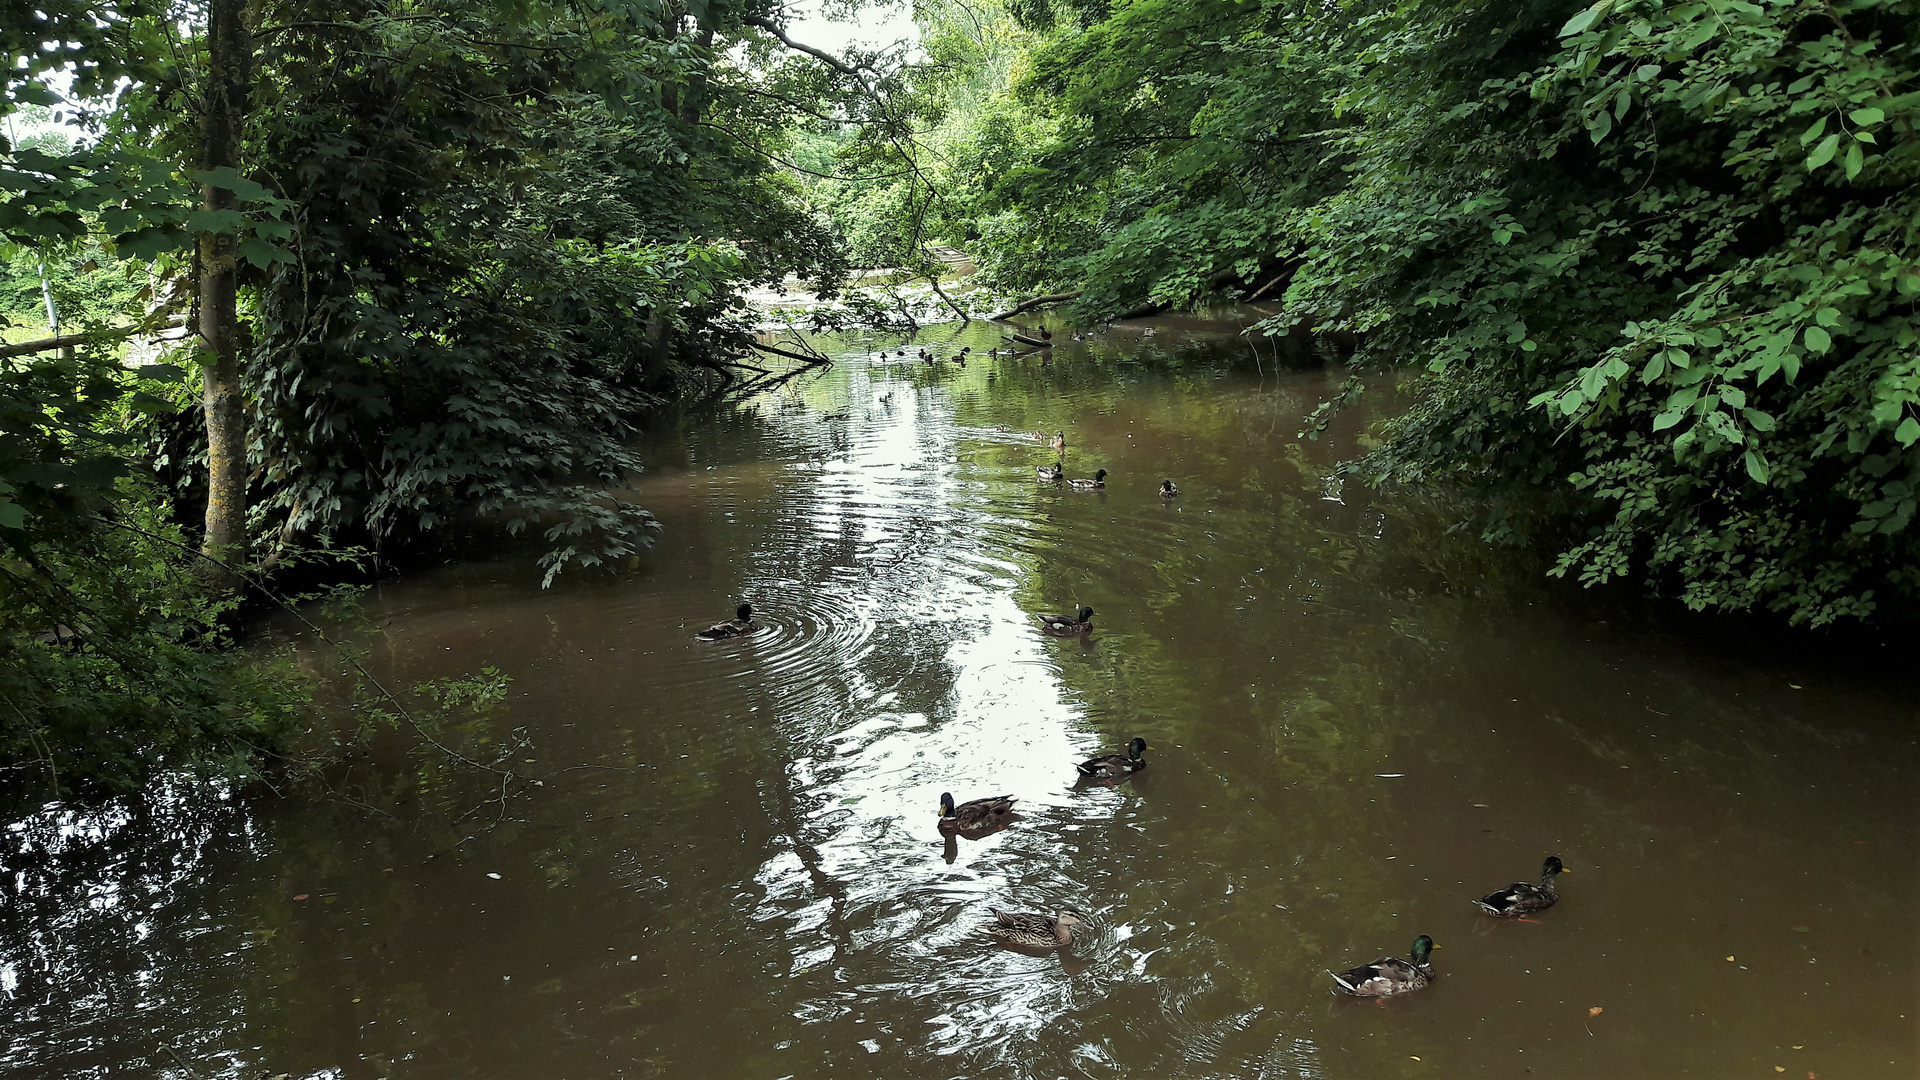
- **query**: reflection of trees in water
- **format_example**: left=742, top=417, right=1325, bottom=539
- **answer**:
left=12, top=343, right=1910, bottom=1078
left=0, top=781, right=261, bottom=1076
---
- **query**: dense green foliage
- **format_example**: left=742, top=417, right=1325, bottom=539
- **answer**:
left=0, top=339, right=307, bottom=788
left=0, top=0, right=897, bottom=785
left=905, top=0, right=1920, bottom=625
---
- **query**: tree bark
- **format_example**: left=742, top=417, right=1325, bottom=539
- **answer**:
left=986, top=291, right=1080, bottom=322
left=197, top=0, right=252, bottom=587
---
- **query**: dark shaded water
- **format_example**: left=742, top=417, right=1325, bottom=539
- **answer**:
left=3, top=320, right=1916, bottom=1078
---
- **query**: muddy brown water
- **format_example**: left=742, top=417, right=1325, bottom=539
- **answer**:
left=2, top=321, right=1915, bottom=1078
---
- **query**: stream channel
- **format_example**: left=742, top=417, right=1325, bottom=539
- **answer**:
left=2, top=316, right=1915, bottom=1078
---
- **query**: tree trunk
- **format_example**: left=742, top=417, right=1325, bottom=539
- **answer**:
left=197, top=0, right=252, bottom=588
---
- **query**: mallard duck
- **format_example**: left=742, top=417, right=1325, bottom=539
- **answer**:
left=938, top=792, right=1017, bottom=834
left=1076, top=737, right=1150, bottom=778
left=985, top=908, right=1082, bottom=949
left=1473, top=856, right=1567, bottom=917
left=1159, top=480, right=1180, bottom=498
left=1329, top=935, right=1437, bottom=998
left=1039, top=606, right=1094, bottom=635
left=1049, top=430, right=1067, bottom=451
left=1036, top=461, right=1063, bottom=481
left=1067, top=468, right=1108, bottom=490
left=696, top=603, right=757, bottom=639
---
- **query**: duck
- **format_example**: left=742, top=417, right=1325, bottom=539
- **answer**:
left=985, top=909, right=1082, bottom=949
left=1049, top=430, right=1067, bottom=451
left=1159, top=480, right=1180, bottom=499
left=1076, top=737, right=1150, bottom=778
left=1040, top=327, right=1054, bottom=343
left=938, top=792, right=1017, bottom=834
left=1036, top=462, right=1063, bottom=481
left=1328, top=935, right=1437, bottom=998
left=1067, top=468, right=1107, bottom=490
left=1473, top=856, right=1568, bottom=917
left=696, top=603, right=757, bottom=639
left=1038, top=606, right=1094, bottom=635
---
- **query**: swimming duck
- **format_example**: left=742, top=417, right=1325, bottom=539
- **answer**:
left=1329, top=935, right=1437, bottom=998
left=1039, top=606, right=1094, bottom=635
left=1067, top=468, right=1107, bottom=490
left=1049, top=430, right=1067, bottom=451
left=696, top=603, right=757, bottom=639
left=985, top=909, right=1082, bottom=949
left=1036, top=462, right=1063, bottom=481
left=1159, top=480, right=1180, bottom=498
left=1076, top=737, right=1150, bottom=778
left=1473, top=856, right=1567, bottom=917
left=938, top=792, right=1017, bottom=834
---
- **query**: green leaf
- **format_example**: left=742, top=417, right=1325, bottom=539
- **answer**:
left=237, top=236, right=295, bottom=269
left=1848, top=107, right=1884, bottom=126
left=1843, top=141, right=1863, bottom=179
left=1806, top=132, right=1840, bottom=169
left=113, top=227, right=189, bottom=261
left=1559, top=1, right=1611, bottom=37
left=1743, top=449, right=1770, bottom=484
left=0, top=496, right=25, bottom=529
left=1588, top=107, right=1613, bottom=144
left=1799, top=116, right=1827, bottom=147
left=1803, top=325, right=1831, bottom=353
left=189, top=167, right=277, bottom=203
left=1897, top=416, right=1920, bottom=447
left=1652, top=409, right=1685, bottom=431
left=184, top=208, right=248, bottom=235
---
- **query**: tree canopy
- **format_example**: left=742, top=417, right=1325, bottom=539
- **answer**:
left=900, top=0, right=1920, bottom=626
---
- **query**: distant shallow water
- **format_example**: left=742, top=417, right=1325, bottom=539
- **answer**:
left=2, top=322, right=1914, bottom=1079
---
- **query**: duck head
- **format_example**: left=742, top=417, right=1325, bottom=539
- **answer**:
left=736, top=603, right=753, bottom=622
left=1542, top=855, right=1567, bottom=880
left=1127, top=737, right=1150, bottom=760
left=1410, top=935, right=1437, bottom=965
left=1078, top=606, right=1094, bottom=623
left=1093, top=469, right=1107, bottom=482
left=939, top=792, right=956, bottom=818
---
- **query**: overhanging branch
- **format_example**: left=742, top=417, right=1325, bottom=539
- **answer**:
left=740, top=15, right=862, bottom=78
left=0, top=318, right=189, bottom=360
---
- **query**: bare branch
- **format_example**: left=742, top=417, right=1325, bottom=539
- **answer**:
left=0, top=318, right=188, bottom=359
left=740, top=15, right=862, bottom=77
left=987, top=292, right=1080, bottom=322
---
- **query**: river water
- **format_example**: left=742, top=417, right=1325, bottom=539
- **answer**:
left=3, top=320, right=1915, bottom=1078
